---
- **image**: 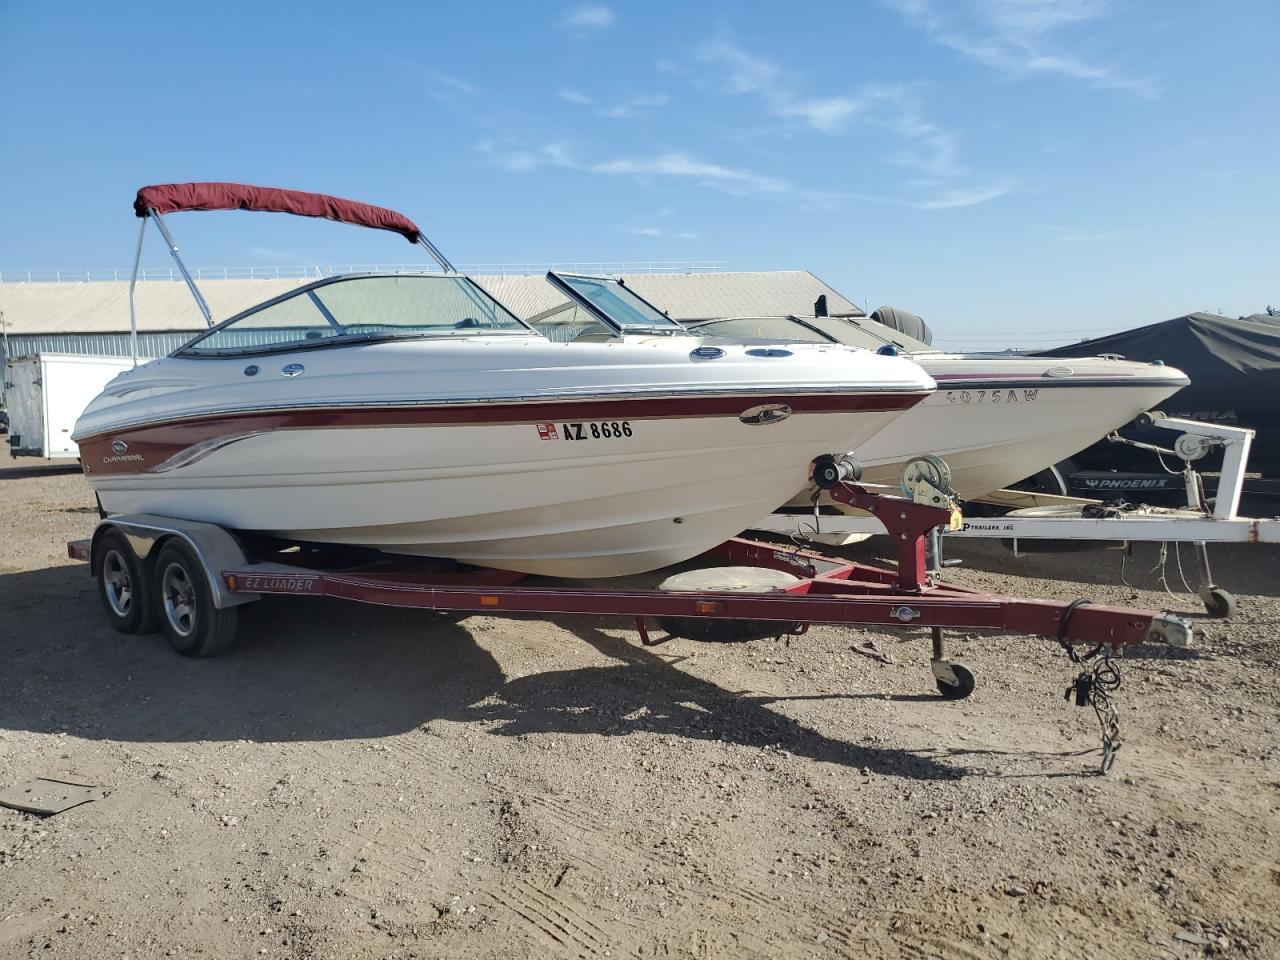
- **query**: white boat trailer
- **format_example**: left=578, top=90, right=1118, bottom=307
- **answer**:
left=758, top=418, right=1280, bottom=617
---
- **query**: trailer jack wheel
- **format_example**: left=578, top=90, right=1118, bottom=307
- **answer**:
left=1201, top=588, right=1236, bottom=619
left=932, top=659, right=976, bottom=700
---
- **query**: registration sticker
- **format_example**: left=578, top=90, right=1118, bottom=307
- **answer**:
left=536, top=421, right=634, bottom=441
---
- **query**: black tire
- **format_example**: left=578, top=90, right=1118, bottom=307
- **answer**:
left=1203, top=588, right=1236, bottom=619
left=1011, top=459, right=1075, bottom=498
left=95, top=528, right=159, bottom=635
left=152, top=539, right=238, bottom=657
left=935, top=662, right=976, bottom=700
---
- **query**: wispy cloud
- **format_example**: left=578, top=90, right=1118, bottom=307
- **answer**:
left=591, top=152, right=790, bottom=194
left=910, top=181, right=1016, bottom=209
left=478, top=140, right=791, bottom=197
left=883, top=0, right=1159, bottom=97
left=428, top=71, right=480, bottom=104
left=618, top=207, right=700, bottom=240
left=695, top=38, right=1011, bottom=209
left=558, top=88, right=669, bottom=119
left=619, top=225, right=702, bottom=240
left=558, top=5, right=615, bottom=34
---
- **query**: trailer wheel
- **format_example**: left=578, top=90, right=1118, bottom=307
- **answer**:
left=153, top=540, right=238, bottom=658
left=96, top=529, right=158, bottom=635
left=1202, top=588, right=1236, bottom=619
left=933, top=660, right=976, bottom=700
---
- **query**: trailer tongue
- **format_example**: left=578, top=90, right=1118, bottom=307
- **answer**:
left=69, top=456, right=1191, bottom=774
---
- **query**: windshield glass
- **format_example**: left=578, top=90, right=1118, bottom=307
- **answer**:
left=527, top=301, right=614, bottom=342
left=550, top=274, right=685, bottom=333
left=691, top=315, right=935, bottom=353
left=692, top=316, right=832, bottom=344
left=178, top=275, right=530, bottom=356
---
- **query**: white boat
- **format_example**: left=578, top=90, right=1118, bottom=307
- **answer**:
left=72, top=184, right=935, bottom=577
left=679, top=315, right=1190, bottom=500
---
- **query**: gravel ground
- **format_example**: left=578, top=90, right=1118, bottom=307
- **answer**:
left=1, top=461, right=1277, bottom=959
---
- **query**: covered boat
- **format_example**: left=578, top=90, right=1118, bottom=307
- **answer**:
left=1038, top=311, right=1280, bottom=478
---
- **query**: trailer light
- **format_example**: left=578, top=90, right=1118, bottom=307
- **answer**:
left=480, top=595, right=500, bottom=607
left=694, top=600, right=724, bottom=614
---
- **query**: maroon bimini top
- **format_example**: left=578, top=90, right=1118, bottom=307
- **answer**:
left=133, top=182, right=422, bottom=244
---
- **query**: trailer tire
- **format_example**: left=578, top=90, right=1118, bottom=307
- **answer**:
left=153, top=540, right=238, bottom=657
left=1202, top=588, right=1236, bottom=619
left=96, top=529, right=158, bottom=635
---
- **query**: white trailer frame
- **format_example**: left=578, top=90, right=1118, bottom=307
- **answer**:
left=757, top=417, right=1279, bottom=616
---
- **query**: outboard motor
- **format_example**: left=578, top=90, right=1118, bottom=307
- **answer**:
left=871, top=306, right=933, bottom=346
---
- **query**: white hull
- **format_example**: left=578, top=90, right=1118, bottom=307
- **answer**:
left=854, top=379, right=1185, bottom=496
left=78, top=335, right=934, bottom=577
left=783, top=355, right=1189, bottom=521
left=92, top=409, right=904, bottom=576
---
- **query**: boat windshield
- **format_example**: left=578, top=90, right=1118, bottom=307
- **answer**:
left=175, top=275, right=531, bottom=356
left=547, top=273, right=687, bottom=335
left=691, top=315, right=936, bottom=354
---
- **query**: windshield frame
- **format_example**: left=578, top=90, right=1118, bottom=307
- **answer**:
left=688, top=314, right=937, bottom=354
left=172, top=272, right=535, bottom=358
left=546, top=272, right=688, bottom=336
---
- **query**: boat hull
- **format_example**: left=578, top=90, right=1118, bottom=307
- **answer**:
left=780, top=362, right=1188, bottom=541
left=853, top=376, right=1188, bottom=496
left=87, top=403, right=913, bottom=576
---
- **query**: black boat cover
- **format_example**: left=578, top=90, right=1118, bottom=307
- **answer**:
left=1038, top=311, right=1280, bottom=473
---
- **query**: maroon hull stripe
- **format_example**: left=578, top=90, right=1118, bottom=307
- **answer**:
left=80, top=390, right=928, bottom=477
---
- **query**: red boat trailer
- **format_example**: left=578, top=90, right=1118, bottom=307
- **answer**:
left=68, top=474, right=1191, bottom=772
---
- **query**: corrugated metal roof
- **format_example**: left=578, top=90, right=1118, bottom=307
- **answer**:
left=473, top=270, right=863, bottom=322
left=623, top=271, right=863, bottom=321
left=0, top=278, right=310, bottom=334
left=0, top=270, right=862, bottom=336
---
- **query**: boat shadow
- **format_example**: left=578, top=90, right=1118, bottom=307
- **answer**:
left=0, top=564, right=967, bottom=781
left=466, top=617, right=967, bottom=781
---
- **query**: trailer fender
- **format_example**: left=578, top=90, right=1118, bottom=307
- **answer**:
left=90, top=514, right=260, bottom=610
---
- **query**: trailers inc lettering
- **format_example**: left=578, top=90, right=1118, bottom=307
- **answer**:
left=242, top=575, right=318, bottom=592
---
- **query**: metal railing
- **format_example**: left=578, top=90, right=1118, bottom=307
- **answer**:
left=0, top=261, right=727, bottom=284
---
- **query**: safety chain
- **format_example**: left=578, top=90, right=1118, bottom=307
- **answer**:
left=1056, top=599, right=1124, bottom=774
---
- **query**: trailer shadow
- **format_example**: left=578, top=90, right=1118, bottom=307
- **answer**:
left=0, top=565, right=966, bottom=781
left=464, top=618, right=967, bottom=781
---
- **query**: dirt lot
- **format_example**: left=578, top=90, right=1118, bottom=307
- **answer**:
left=1, top=462, right=1277, bottom=959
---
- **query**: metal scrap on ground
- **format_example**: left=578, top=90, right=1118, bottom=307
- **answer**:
left=0, top=778, right=104, bottom=816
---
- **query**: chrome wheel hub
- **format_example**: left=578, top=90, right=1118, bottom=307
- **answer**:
left=102, top=550, right=132, bottom=616
left=161, top=562, right=196, bottom=638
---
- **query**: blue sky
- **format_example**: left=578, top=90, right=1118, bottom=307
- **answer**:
left=1, top=0, right=1276, bottom=347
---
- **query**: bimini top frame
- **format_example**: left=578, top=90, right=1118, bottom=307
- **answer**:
left=128, top=181, right=457, bottom=363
